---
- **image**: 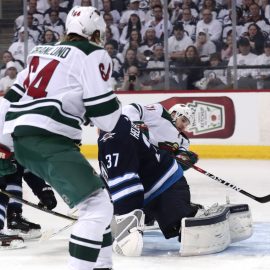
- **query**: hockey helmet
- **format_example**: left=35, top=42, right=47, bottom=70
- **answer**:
left=65, top=6, right=106, bottom=45
left=168, top=104, right=192, bottom=124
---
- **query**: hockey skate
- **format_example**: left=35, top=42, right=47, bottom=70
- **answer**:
left=0, top=232, right=25, bottom=250
left=7, top=212, right=42, bottom=240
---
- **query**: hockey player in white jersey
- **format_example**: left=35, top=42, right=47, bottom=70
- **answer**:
left=122, top=102, right=198, bottom=169
left=0, top=6, right=121, bottom=270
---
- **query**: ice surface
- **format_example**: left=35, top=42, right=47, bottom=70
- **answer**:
left=1, top=159, right=270, bottom=270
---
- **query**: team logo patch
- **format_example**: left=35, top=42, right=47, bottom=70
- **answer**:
left=100, top=132, right=116, bottom=142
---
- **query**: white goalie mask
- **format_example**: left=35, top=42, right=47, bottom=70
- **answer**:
left=168, top=104, right=193, bottom=124
left=65, top=6, right=106, bottom=46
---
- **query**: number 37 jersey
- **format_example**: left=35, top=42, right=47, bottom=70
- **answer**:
left=3, top=40, right=121, bottom=140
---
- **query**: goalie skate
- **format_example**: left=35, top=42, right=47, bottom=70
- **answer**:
left=0, top=233, right=25, bottom=250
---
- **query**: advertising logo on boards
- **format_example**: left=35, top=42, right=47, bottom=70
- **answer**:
left=160, top=96, right=235, bottom=139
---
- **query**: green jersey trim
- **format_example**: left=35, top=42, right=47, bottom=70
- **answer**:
left=130, top=103, right=143, bottom=119
left=5, top=84, right=25, bottom=102
left=59, top=40, right=102, bottom=55
left=6, top=100, right=82, bottom=129
left=83, top=91, right=114, bottom=102
left=162, top=107, right=175, bottom=125
left=85, top=97, right=120, bottom=118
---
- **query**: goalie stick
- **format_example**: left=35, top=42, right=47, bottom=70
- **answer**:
left=176, top=158, right=270, bottom=203
left=0, top=188, right=77, bottom=220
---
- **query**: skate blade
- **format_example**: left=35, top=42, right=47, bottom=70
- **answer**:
left=0, top=240, right=25, bottom=250
left=6, top=229, right=42, bottom=240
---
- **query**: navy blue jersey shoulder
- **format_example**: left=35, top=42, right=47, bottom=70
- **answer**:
left=98, top=115, right=184, bottom=208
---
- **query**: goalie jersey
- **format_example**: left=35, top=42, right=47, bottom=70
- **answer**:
left=98, top=115, right=184, bottom=214
left=122, top=103, right=190, bottom=150
left=2, top=40, right=121, bottom=140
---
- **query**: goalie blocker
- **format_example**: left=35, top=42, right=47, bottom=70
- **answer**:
left=180, top=203, right=253, bottom=256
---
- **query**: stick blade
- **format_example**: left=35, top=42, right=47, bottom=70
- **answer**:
left=257, top=195, right=270, bottom=203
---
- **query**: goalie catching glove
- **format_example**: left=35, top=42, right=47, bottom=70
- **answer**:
left=0, top=143, right=16, bottom=177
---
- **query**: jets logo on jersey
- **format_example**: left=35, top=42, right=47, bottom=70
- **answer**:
left=99, top=63, right=111, bottom=81
left=100, top=132, right=116, bottom=142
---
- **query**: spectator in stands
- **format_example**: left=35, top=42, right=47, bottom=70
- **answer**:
left=200, top=0, right=218, bottom=19
left=120, top=0, right=146, bottom=29
left=196, top=8, right=222, bottom=46
left=73, top=0, right=104, bottom=9
left=177, top=8, right=197, bottom=41
left=105, top=26, right=119, bottom=51
left=170, top=0, right=182, bottom=25
left=105, top=42, right=122, bottom=83
left=243, top=3, right=270, bottom=36
left=14, top=13, right=43, bottom=44
left=263, top=0, right=270, bottom=24
left=0, top=51, right=23, bottom=79
left=121, top=30, right=142, bottom=59
left=120, top=48, right=140, bottom=77
left=103, top=12, right=120, bottom=41
left=118, top=65, right=150, bottom=90
left=217, top=0, right=232, bottom=22
left=180, top=0, right=199, bottom=19
left=119, top=13, right=144, bottom=47
left=221, top=30, right=234, bottom=64
left=36, top=0, right=50, bottom=13
left=138, top=27, right=160, bottom=64
left=8, top=27, right=36, bottom=66
left=0, top=51, right=13, bottom=79
left=145, top=0, right=162, bottom=22
left=168, top=23, right=193, bottom=62
left=240, top=0, right=255, bottom=23
left=0, top=61, right=17, bottom=94
left=174, top=45, right=204, bottom=90
left=222, top=7, right=245, bottom=42
left=195, top=30, right=216, bottom=63
left=101, top=0, right=121, bottom=25
left=41, top=29, right=58, bottom=44
left=44, top=0, right=69, bottom=23
left=195, top=52, right=227, bottom=89
left=242, top=23, right=265, bottom=55
left=253, top=40, right=270, bottom=89
left=227, top=37, right=258, bottom=89
left=145, top=43, right=165, bottom=89
left=15, top=0, right=44, bottom=28
left=144, top=4, right=173, bottom=39
left=44, top=10, right=65, bottom=39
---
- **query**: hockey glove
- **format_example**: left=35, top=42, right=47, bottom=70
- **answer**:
left=175, top=150, right=199, bottom=170
left=37, top=186, right=57, bottom=210
left=133, top=121, right=149, bottom=139
left=0, top=143, right=16, bottom=177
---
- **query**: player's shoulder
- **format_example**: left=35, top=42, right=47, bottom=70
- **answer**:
left=58, top=40, right=104, bottom=56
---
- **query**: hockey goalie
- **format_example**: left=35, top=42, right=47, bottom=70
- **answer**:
left=98, top=113, right=253, bottom=257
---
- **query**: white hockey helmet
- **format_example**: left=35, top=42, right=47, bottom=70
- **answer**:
left=65, top=6, right=106, bottom=45
left=168, top=104, right=193, bottom=123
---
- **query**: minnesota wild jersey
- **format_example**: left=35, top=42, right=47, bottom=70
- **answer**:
left=3, top=40, right=121, bottom=140
left=122, top=103, right=190, bottom=150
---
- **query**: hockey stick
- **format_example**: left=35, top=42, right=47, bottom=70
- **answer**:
left=176, top=158, right=270, bottom=203
left=0, top=188, right=77, bottom=220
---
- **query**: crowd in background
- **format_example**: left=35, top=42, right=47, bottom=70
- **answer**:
left=1, top=0, right=270, bottom=92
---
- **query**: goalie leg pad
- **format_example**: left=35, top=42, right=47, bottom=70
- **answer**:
left=226, top=204, right=253, bottom=243
left=180, top=206, right=231, bottom=256
left=111, top=209, right=144, bottom=257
